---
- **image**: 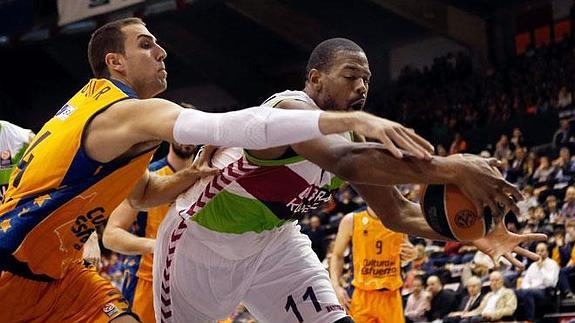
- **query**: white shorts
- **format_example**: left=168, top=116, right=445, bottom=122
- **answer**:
left=153, top=210, right=347, bottom=323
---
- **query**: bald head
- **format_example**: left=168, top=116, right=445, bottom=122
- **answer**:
left=427, top=275, right=442, bottom=295
left=489, top=271, right=504, bottom=291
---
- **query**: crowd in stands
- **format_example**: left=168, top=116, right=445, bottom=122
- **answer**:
left=388, top=36, right=575, bottom=151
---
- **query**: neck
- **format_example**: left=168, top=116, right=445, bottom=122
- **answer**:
left=110, top=76, right=148, bottom=99
left=167, top=152, right=187, bottom=171
left=303, top=86, right=320, bottom=108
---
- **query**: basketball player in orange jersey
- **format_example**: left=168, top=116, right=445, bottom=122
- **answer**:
left=0, top=18, right=435, bottom=322
left=330, top=207, right=416, bottom=323
left=103, top=143, right=200, bottom=322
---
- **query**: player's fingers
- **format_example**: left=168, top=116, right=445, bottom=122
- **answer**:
left=388, top=128, right=426, bottom=160
left=397, top=128, right=432, bottom=160
left=405, top=128, right=435, bottom=153
left=513, top=246, right=539, bottom=262
left=523, top=233, right=548, bottom=243
left=500, top=181, right=524, bottom=202
left=495, top=194, right=519, bottom=218
left=378, top=132, right=403, bottom=159
left=503, top=252, right=524, bottom=269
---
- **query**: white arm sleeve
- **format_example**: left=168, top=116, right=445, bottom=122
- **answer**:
left=172, top=107, right=323, bottom=149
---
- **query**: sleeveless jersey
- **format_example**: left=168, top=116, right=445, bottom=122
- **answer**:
left=0, top=121, right=33, bottom=202
left=351, top=209, right=405, bottom=291
left=0, top=78, right=157, bottom=279
left=124, top=157, right=173, bottom=282
left=176, top=90, right=346, bottom=236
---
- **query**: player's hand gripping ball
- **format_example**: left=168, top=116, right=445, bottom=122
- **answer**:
left=420, top=184, right=493, bottom=241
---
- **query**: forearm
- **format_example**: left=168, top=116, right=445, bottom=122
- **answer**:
left=332, top=143, right=456, bottom=185
left=102, top=226, right=154, bottom=255
left=352, top=184, right=451, bottom=240
left=329, top=254, right=346, bottom=288
left=132, top=168, right=198, bottom=209
left=173, top=107, right=372, bottom=150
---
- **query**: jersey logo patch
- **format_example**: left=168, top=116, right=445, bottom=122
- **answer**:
left=55, top=103, right=76, bottom=121
left=103, top=303, right=119, bottom=317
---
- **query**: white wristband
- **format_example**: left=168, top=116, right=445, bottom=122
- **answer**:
left=173, top=107, right=323, bottom=149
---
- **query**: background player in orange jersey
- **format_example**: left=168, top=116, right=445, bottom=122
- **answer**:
left=103, top=143, right=199, bottom=322
left=0, top=17, right=431, bottom=322
left=330, top=207, right=416, bottom=322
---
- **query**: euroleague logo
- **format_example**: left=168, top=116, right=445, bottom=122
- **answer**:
left=455, top=209, right=479, bottom=228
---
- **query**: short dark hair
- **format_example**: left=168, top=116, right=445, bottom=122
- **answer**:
left=305, top=38, right=364, bottom=76
left=88, top=17, right=145, bottom=78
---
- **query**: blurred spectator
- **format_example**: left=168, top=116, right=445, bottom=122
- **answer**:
left=530, top=156, right=557, bottom=189
left=557, top=86, right=573, bottom=109
left=460, top=271, right=517, bottom=322
left=461, top=252, right=492, bottom=286
left=561, top=186, right=575, bottom=221
left=449, top=133, right=467, bottom=155
left=444, top=276, right=484, bottom=323
left=553, top=118, right=574, bottom=150
left=405, top=276, right=429, bottom=323
left=516, top=242, right=560, bottom=322
left=436, top=144, right=448, bottom=157
left=552, top=147, right=575, bottom=185
left=546, top=194, right=563, bottom=225
left=301, top=215, right=336, bottom=261
left=509, top=147, right=527, bottom=185
left=517, top=186, right=539, bottom=222
left=494, top=134, right=512, bottom=160
left=510, top=128, right=526, bottom=151
left=425, top=275, right=458, bottom=321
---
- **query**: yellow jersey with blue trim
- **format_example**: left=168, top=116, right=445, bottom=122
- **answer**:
left=0, top=78, right=158, bottom=280
left=351, top=209, right=405, bottom=291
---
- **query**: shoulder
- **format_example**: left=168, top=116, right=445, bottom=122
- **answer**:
left=337, top=212, right=355, bottom=235
left=264, top=90, right=320, bottom=111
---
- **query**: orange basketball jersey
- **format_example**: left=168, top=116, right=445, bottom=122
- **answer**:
left=0, top=78, right=157, bottom=279
left=351, top=209, right=405, bottom=291
left=127, top=158, right=173, bottom=282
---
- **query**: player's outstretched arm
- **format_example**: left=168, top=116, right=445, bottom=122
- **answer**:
left=292, top=133, right=521, bottom=218
left=85, top=98, right=433, bottom=163
left=329, top=213, right=353, bottom=312
left=102, top=200, right=155, bottom=255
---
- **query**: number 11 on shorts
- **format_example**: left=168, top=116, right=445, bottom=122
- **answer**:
left=285, top=286, right=322, bottom=322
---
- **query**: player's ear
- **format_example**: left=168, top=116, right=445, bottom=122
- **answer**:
left=308, top=69, right=323, bottom=92
left=105, top=53, right=125, bottom=74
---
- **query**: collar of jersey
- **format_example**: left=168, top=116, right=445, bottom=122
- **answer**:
left=110, top=79, right=139, bottom=99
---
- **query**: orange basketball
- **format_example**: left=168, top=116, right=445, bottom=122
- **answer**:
left=420, top=184, right=493, bottom=241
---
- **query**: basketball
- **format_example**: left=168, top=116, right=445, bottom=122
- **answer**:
left=420, top=184, right=493, bottom=241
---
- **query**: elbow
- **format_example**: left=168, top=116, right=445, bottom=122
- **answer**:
left=101, top=228, right=115, bottom=251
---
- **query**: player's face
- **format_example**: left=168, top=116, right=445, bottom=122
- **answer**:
left=318, top=51, right=371, bottom=111
left=121, top=24, right=168, bottom=98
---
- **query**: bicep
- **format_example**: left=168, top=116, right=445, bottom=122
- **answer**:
left=124, top=98, right=183, bottom=142
left=127, top=169, right=151, bottom=208
left=291, top=134, right=352, bottom=174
